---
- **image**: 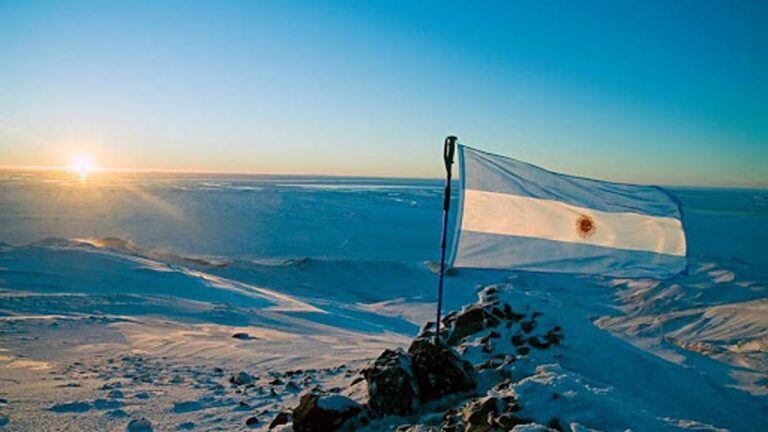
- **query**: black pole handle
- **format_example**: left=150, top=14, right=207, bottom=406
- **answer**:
left=444, top=135, right=457, bottom=177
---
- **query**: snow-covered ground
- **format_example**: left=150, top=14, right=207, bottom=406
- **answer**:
left=0, top=171, right=765, bottom=430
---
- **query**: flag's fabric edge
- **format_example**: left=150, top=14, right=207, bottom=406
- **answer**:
left=446, top=144, right=466, bottom=268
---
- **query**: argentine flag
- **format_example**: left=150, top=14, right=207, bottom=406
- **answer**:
left=448, top=145, right=686, bottom=278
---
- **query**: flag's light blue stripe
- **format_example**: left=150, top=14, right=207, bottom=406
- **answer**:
left=453, top=230, right=686, bottom=279
left=462, top=145, right=682, bottom=219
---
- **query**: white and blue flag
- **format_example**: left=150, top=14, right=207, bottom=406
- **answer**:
left=448, top=145, right=686, bottom=278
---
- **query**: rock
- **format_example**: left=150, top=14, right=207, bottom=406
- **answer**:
left=126, top=417, right=153, bottom=432
left=292, top=393, right=361, bottom=432
left=544, top=327, right=564, bottom=346
left=511, top=334, right=526, bottom=347
left=230, top=371, right=253, bottom=386
left=269, top=412, right=290, bottom=429
left=547, top=418, right=564, bottom=431
left=232, top=332, right=251, bottom=340
left=494, top=413, right=529, bottom=430
left=528, top=336, right=550, bottom=350
left=362, top=348, right=420, bottom=416
left=462, top=396, right=500, bottom=427
left=446, top=305, right=501, bottom=344
left=107, top=389, right=124, bottom=399
left=49, top=401, right=92, bottom=413
left=520, top=320, right=536, bottom=334
left=407, top=338, right=476, bottom=402
left=245, top=416, right=260, bottom=427
left=503, top=304, right=524, bottom=322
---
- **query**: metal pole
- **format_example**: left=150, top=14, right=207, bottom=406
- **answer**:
left=435, top=135, right=457, bottom=343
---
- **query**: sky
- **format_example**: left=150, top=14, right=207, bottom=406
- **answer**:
left=0, top=0, right=766, bottom=187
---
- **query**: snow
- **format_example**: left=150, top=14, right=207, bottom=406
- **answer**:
left=0, top=172, right=766, bottom=430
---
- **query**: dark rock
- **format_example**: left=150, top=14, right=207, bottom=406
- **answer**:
left=126, top=418, right=153, bottom=432
left=292, top=393, right=361, bottom=432
left=447, top=305, right=501, bottom=344
left=230, top=372, right=253, bottom=386
left=528, top=336, right=551, bottom=350
left=494, top=413, right=529, bottom=430
left=441, top=311, right=458, bottom=326
left=479, top=358, right=504, bottom=370
left=107, top=389, right=124, bottom=399
left=501, top=396, right=519, bottom=411
left=232, top=332, right=251, bottom=340
left=269, top=412, right=290, bottom=429
left=407, top=338, right=476, bottom=402
left=517, top=346, right=530, bottom=356
left=503, top=304, right=525, bottom=322
left=480, top=331, right=500, bottom=344
left=490, top=307, right=506, bottom=320
left=462, top=396, right=500, bottom=429
left=520, top=320, right=536, bottom=334
left=245, top=416, right=260, bottom=427
left=511, top=334, right=526, bottom=347
left=269, top=378, right=284, bottom=386
left=545, top=328, right=564, bottom=346
left=482, top=340, right=494, bottom=353
left=547, top=418, right=564, bottom=431
left=362, top=348, right=419, bottom=416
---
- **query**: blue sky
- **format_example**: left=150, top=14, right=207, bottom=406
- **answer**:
left=1, top=1, right=766, bottom=186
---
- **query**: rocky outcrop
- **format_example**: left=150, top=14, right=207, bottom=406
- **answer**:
left=292, top=393, right=361, bottom=432
left=408, top=338, right=476, bottom=402
left=362, top=348, right=420, bottom=416
left=288, top=285, right=565, bottom=432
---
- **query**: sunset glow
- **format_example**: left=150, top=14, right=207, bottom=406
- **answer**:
left=68, top=154, right=96, bottom=180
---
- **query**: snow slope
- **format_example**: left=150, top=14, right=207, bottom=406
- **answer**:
left=0, top=172, right=765, bottom=430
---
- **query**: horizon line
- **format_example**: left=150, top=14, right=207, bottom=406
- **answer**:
left=0, top=164, right=766, bottom=191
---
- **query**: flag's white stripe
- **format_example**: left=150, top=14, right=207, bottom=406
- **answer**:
left=461, top=189, right=686, bottom=256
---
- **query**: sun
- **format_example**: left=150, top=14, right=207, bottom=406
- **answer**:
left=68, top=154, right=96, bottom=180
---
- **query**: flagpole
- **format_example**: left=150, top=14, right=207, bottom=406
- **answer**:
left=435, top=135, right=457, bottom=343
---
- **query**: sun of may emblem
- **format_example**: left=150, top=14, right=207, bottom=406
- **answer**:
left=576, top=214, right=597, bottom=238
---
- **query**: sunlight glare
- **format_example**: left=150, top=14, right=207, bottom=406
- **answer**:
left=68, top=154, right=96, bottom=180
